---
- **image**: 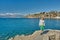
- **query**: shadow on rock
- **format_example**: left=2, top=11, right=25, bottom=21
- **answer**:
left=41, top=30, right=49, bottom=35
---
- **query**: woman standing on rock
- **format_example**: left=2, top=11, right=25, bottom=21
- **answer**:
left=39, top=16, right=45, bottom=32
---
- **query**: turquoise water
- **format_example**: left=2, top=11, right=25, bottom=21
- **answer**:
left=0, top=18, right=60, bottom=40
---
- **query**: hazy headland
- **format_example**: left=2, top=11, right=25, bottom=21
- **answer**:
left=25, top=11, right=60, bottom=19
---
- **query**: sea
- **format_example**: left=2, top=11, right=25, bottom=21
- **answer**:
left=0, top=18, right=60, bottom=40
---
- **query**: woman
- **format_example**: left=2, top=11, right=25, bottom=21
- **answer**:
left=39, top=16, right=45, bottom=32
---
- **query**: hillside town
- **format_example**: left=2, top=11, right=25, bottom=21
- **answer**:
left=25, top=11, right=60, bottom=18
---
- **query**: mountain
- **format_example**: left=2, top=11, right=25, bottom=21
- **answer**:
left=0, top=13, right=25, bottom=18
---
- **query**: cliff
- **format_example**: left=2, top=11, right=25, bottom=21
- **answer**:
left=8, top=30, right=60, bottom=40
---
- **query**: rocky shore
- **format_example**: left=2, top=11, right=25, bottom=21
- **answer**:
left=8, top=30, right=60, bottom=40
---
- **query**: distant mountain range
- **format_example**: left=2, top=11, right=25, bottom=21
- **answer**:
left=0, top=13, right=25, bottom=18
left=0, top=11, right=60, bottom=18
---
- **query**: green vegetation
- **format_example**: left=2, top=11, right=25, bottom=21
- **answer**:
left=26, top=11, right=60, bottom=18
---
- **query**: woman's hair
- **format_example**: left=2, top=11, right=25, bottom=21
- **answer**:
left=41, top=17, right=44, bottom=20
left=41, top=15, right=45, bottom=20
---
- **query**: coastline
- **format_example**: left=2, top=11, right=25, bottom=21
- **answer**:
left=25, top=17, right=60, bottom=20
left=8, top=30, right=60, bottom=40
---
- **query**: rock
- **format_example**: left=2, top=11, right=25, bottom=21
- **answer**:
left=8, top=37, right=14, bottom=40
left=8, top=30, right=60, bottom=40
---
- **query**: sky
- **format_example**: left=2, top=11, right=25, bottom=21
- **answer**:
left=0, top=0, right=60, bottom=14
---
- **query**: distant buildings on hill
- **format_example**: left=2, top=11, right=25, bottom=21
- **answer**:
left=26, top=11, right=60, bottom=18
